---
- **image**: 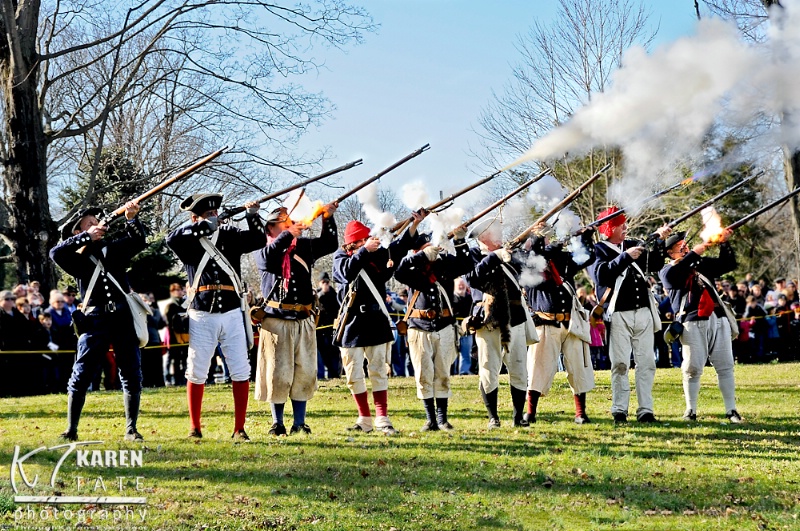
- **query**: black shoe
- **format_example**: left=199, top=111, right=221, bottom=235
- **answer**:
left=637, top=413, right=658, bottom=423
left=488, top=417, right=501, bottom=429
left=683, top=409, right=697, bottom=421
left=188, top=428, right=203, bottom=439
left=523, top=412, right=536, bottom=424
left=513, top=418, right=530, bottom=428
left=268, top=423, right=287, bottom=436
left=726, top=410, right=744, bottom=424
left=290, top=424, right=311, bottom=435
left=346, top=423, right=373, bottom=433
left=420, top=421, right=440, bottom=432
left=124, top=429, right=144, bottom=442
left=438, top=421, right=454, bottom=431
left=231, top=429, right=251, bottom=442
left=574, top=414, right=591, bottom=425
left=612, top=413, right=628, bottom=424
left=60, top=430, right=78, bottom=442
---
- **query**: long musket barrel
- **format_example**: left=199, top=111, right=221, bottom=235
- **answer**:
left=582, top=174, right=700, bottom=234
left=726, top=186, right=800, bottom=231
left=333, top=144, right=430, bottom=205
left=390, top=170, right=502, bottom=235
left=447, top=168, right=552, bottom=240
left=218, top=158, right=363, bottom=221
left=507, top=163, right=611, bottom=249
left=104, top=147, right=228, bottom=224
left=649, top=172, right=764, bottom=238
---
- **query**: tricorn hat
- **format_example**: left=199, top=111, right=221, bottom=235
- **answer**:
left=664, top=231, right=687, bottom=250
left=180, top=193, right=223, bottom=215
left=265, top=206, right=290, bottom=224
left=60, top=207, right=104, bottom=240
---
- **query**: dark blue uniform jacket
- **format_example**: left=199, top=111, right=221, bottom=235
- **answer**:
left=589, top=239, right=666, bottom=312
left=659, top=242, right=736, bottom=322
left=50, top=219, right=146, bottom=310
left=394, top=239, right=474, bottom=332
left=527, top=232, right=596, bottom=317
left=166, top=214, right=265, bottom=313
left=254, top=216, right=338, bottom=320
left=465, top=248, right=527, bottom=328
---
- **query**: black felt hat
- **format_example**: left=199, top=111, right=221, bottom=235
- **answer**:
left=319, top=271, right=331, bottom=282
left=180, top=193, right=223, bottom=215
left=60, top=207, right=104, bottom=239
left=413, top=232, right=432, bottom=249
left=664, top=231, right=687, bottom=250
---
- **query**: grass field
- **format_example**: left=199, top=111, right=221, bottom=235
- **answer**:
left=0, top=363, right=798, bottom=530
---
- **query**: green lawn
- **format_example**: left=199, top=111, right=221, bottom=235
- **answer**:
left=1, top=363, right=798, bottom=530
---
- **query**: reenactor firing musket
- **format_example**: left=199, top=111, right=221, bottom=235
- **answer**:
left=648, top=171, right=764, bottom=239
left=218, top=158, right=363, bottom=222
left=334, top=144, right=431, bottom=206
left=506, top=163, right=611, bottom=249
left=447, top=168, right=552, bottom=240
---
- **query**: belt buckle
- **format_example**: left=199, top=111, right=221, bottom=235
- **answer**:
left=426, top=309, right=437, bottom=319
left=106, top=302, right=116, bottom=313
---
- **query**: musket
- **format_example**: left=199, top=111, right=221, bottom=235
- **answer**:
left=583, top=174, right=699, bottom=234
left=447, top=168, right=552, bottom=239
left=725, top=186, right=800, bottom=232
left=390, top=170, right=503, bottom=236
left=334, top=144, right=431, bottom=205
left=649, top=171, right=764, bottom=239
left=217, top=158, right=363, bottom=221
left=506, top=163, right=611, bottom=249
left=105, top=147, right=227, bottom=224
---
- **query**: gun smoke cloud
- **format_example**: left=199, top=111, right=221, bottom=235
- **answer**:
left=356, top=184, right=397, bottom=246
left=507, top=2, right=800, bottom=211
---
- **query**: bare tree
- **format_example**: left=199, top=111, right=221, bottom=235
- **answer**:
left=0, top=0, right=374, bottom=291
left=474, top=0, right=656, bottom=224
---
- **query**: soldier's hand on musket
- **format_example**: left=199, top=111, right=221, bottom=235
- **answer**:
left=654, top=225, right=672, bottom=240
left=287, top=222, right=309, bottom=238
left=364, top=237, right=381, bottom=252
left=692, top=242, right=709, bottom=255
left=87, top=224, right=108, bottom=241
left=626, top=246, right=644, bottom=260
left=717, top=228, right=733, bottom=243
left=124, top=201, right=140, bottom=220
left=532, top=221, right=548, bottom=235
left=493, top=248, right=512, bottom=263
left=321, top=202, right=338, bottom=219
left=452, top=224, right=468, bottom=240
left=408, top=209, right=427, bottom=235
left=245, top=201, right=260, bottom=214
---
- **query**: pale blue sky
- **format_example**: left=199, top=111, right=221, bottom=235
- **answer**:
left=295, top=1, right=700, bottom=202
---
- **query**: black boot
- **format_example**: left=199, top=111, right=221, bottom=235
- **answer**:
left=480, top=383, right=500, bottom=427
left=61, top=392, right=86, bottom=440
left=123, top=392, right=143, bottom=441
left=436, top=397, right=453, bottom=430
left=511, top=386, right=529, bottom=427
left=421, top=398, right=439, bottom=431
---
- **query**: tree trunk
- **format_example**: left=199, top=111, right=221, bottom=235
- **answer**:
left=782, top=150, right=800, bottom=274
left=1, top=0, right=59, bottom=292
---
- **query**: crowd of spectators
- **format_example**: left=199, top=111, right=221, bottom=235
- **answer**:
left=2, top=271, right=799, bottom=398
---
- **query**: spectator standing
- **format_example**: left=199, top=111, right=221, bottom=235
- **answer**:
left=46, top=290, right=77, bottom=353
left=744, top=295, right=767, bottom=362
left=452, top=277, right=474, bottom=375
left=164, top=283, right=189, bottom=386
left=140, top=292, right=166, bottom=388
left=316, top=272, right=341, bottom=379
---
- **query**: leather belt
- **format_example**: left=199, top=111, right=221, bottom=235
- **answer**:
left=535, top=311, right=571, bottom=322
left=197, top=284, right=236, bottom=292
left=266, top=301, right=313, bottom=313
left=409, top=308, right=452, bottom=320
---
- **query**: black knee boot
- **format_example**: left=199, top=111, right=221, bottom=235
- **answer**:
left=421, top=398, right=438, bottom=430
left=123, top=392, right=143, bottom=440
left=480, top=383, right=499, bottom=425
left=62, top=392, right=86, bottom=440
left=510, top=386, right=529, bottom=427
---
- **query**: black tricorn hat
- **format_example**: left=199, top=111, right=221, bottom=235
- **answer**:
left=265, top=206, right=289, bottom=224
left=413, top=232, right=432, bottom=250
left=60, top=207, right=104, bottom=240
left=180, top=193, right=223, bottom=215
left=664, top=231, right=687, bottom=250
left=319, top=271, right=331, bottom=282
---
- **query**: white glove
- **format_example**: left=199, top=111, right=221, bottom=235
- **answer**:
left=452, top=225, right=467, bottom=240
left=246, top=206, right=259, bottom=215
left=47, top=342, right=59, bottom=352
left=493, top=248, right=512, bottom=263
left=422, top=245, right=441, bottom=261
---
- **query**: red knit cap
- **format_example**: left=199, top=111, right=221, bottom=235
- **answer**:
left=344, top=220, right=372, bottom=245
left=596, top=206, right=626, bottom=238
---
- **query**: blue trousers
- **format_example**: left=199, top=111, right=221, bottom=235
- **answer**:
left=454, top=334, right=473, bottom=375
left=67, top=309, right=142, bottom=395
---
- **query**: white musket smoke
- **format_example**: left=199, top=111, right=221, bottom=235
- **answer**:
left=356, top=183, right=397, bottom=247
